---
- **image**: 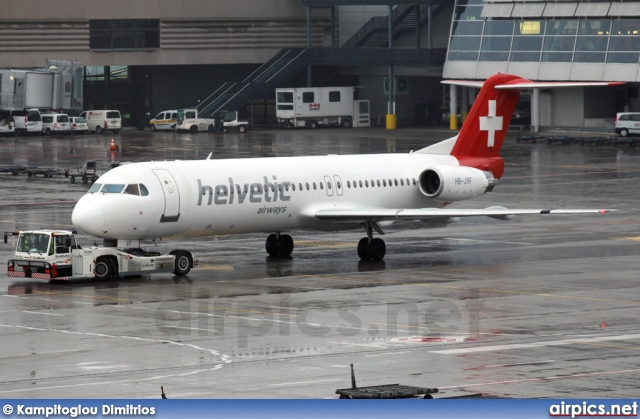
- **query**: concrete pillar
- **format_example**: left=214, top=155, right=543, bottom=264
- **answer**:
left=532, top=87, right=540, bottom=132
left=307, top=6, right=312, bottom=87
left=449, top=84, right=458, bottom=130
left=461, top=87, right=469, bottom=125
left=386, top=5, right=396, bottom=129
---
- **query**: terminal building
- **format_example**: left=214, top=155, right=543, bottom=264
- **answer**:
left=0, top=0, right=636, bottom=130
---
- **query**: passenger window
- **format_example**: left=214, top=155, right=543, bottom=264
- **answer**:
left=383, top=179, right=387, bottom=187
left=299, top=183, right=303, bottom=190
left=347, top=181, right=351, bottom=188
left=140, top=184, right=149, bottom=196
left=320, top=182, right=324, bottom=190
left=327, top=182, right=331, bottom=190
left=313, top=182, right=317, bottom=190
left=171, top=113, right=177, bottom=119
left=359, top=180, right=363, bottom=188
left=329, top=91, right=341, bottom=102
left=89, top=183, right=103, bottom=193
left=365, top=180, right=369, bottom=187
left=394, top=179, right=398, bottom=186
left=306, top=182, right=310, bottom=190
left=632, top=114, right=640, bottom=122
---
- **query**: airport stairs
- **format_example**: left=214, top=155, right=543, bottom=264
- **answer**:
left=197, top=48, right=308, bottom=118
left=197, top=2, right=447, bottom=116
left=342, top=2, right=446, bottom=49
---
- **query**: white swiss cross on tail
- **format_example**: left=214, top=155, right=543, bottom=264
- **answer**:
left=479, top=100, right=503, bottom=148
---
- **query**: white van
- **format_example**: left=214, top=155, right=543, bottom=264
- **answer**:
left=79, top=110, right=122, bottom=134
left=150, top=110, right=177, bottom=131
left=41, top=113, right=70, bottom=135
left=12, top=109, right=43, bottom=135
left=614, top=112, right=640, bottom=137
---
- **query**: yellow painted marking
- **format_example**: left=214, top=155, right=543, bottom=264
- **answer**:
left=298, top=274, right=640, bottom=305
left=613, top=236, right=640, bottom=242
left=197, top=265, right=235, bottom=271
left=34, top=291, right=129, bottom=302
left=567, top=341, right=640, bottom=351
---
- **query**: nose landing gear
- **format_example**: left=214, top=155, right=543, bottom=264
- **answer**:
left=266, top=233, right=294, bottom=257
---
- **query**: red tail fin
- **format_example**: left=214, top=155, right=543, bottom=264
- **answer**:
left=450, top=73, right=531, bottom=178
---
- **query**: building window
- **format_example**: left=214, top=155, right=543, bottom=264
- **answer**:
left=90, top=20, right=160, bottom=50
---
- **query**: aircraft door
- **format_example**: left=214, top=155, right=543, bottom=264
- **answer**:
left=152, top=169, right=181, bottom=222
left=323, top=175, right=334, bottom=197
left=333, top=175, right=343, bottom=196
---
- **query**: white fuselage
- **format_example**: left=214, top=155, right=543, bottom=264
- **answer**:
left=71, top=153, right=466, bottom=240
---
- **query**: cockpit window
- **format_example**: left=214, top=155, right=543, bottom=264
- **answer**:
left=140, top=184, right=149, bottom=196
left=89, top=183, right=102, bottom=193
left=124, top=184, right=140, bottom=195
left=102, top=184, right=125, bottom=194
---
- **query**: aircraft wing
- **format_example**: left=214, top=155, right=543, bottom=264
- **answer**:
left=314, top=206, right=610, bottom=223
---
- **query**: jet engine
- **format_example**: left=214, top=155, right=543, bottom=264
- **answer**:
left=418, top=165, right=497, bottom=202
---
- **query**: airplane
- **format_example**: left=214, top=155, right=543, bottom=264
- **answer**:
left=71, top=73, right=621, bottom=261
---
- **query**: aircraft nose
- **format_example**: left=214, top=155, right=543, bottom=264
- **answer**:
left=71, top=197, right=106, bottom=237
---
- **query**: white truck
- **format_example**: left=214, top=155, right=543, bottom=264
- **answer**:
left=276, top=86, right=370, bottom=129
left=5, top=230, right=196, bottom=281
left=175, top=108, right=216, bottom=133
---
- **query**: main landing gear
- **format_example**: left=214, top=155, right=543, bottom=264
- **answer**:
left=357, top=222, right=386, bottom=261
left=266, top=233, right=294, bottom=257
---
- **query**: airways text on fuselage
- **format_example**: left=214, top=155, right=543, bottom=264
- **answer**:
left=197, top=176, right=292, bottom=206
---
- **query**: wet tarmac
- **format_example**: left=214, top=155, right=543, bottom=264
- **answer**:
left=1, top=127, right=640, bottom=399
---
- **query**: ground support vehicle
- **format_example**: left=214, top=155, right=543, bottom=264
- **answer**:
left=175, top=109, right=216, bottom=133
left=26, top=167, right=69, bottom=178
left=80, top=110, right=122, bottom=134
left=215, top=110, right=249, bottom=133
left=276, top=86, right=370, bottom=129
left=150, top=110, right=178, bottom=131
left=0, top=165, right=67, bottom=178
left=69, top=161, right=98, bottom=184
left=5, top=230, right=196, bottom=281
left=335, top=364, right=439, bottom=399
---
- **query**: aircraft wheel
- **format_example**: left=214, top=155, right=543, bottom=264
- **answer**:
left=172, top=250, right=192, bottom=275
left=367, top=238, right=386, bottom=261
left=94, top=257, right=114, bottom=280
left=423, top=394, right=434, bottom=399
left=266, top=234, right=278, bottom=256
left=276, top=234, right=294, bottom=257
left=357, top=238, right=369, bottom=260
